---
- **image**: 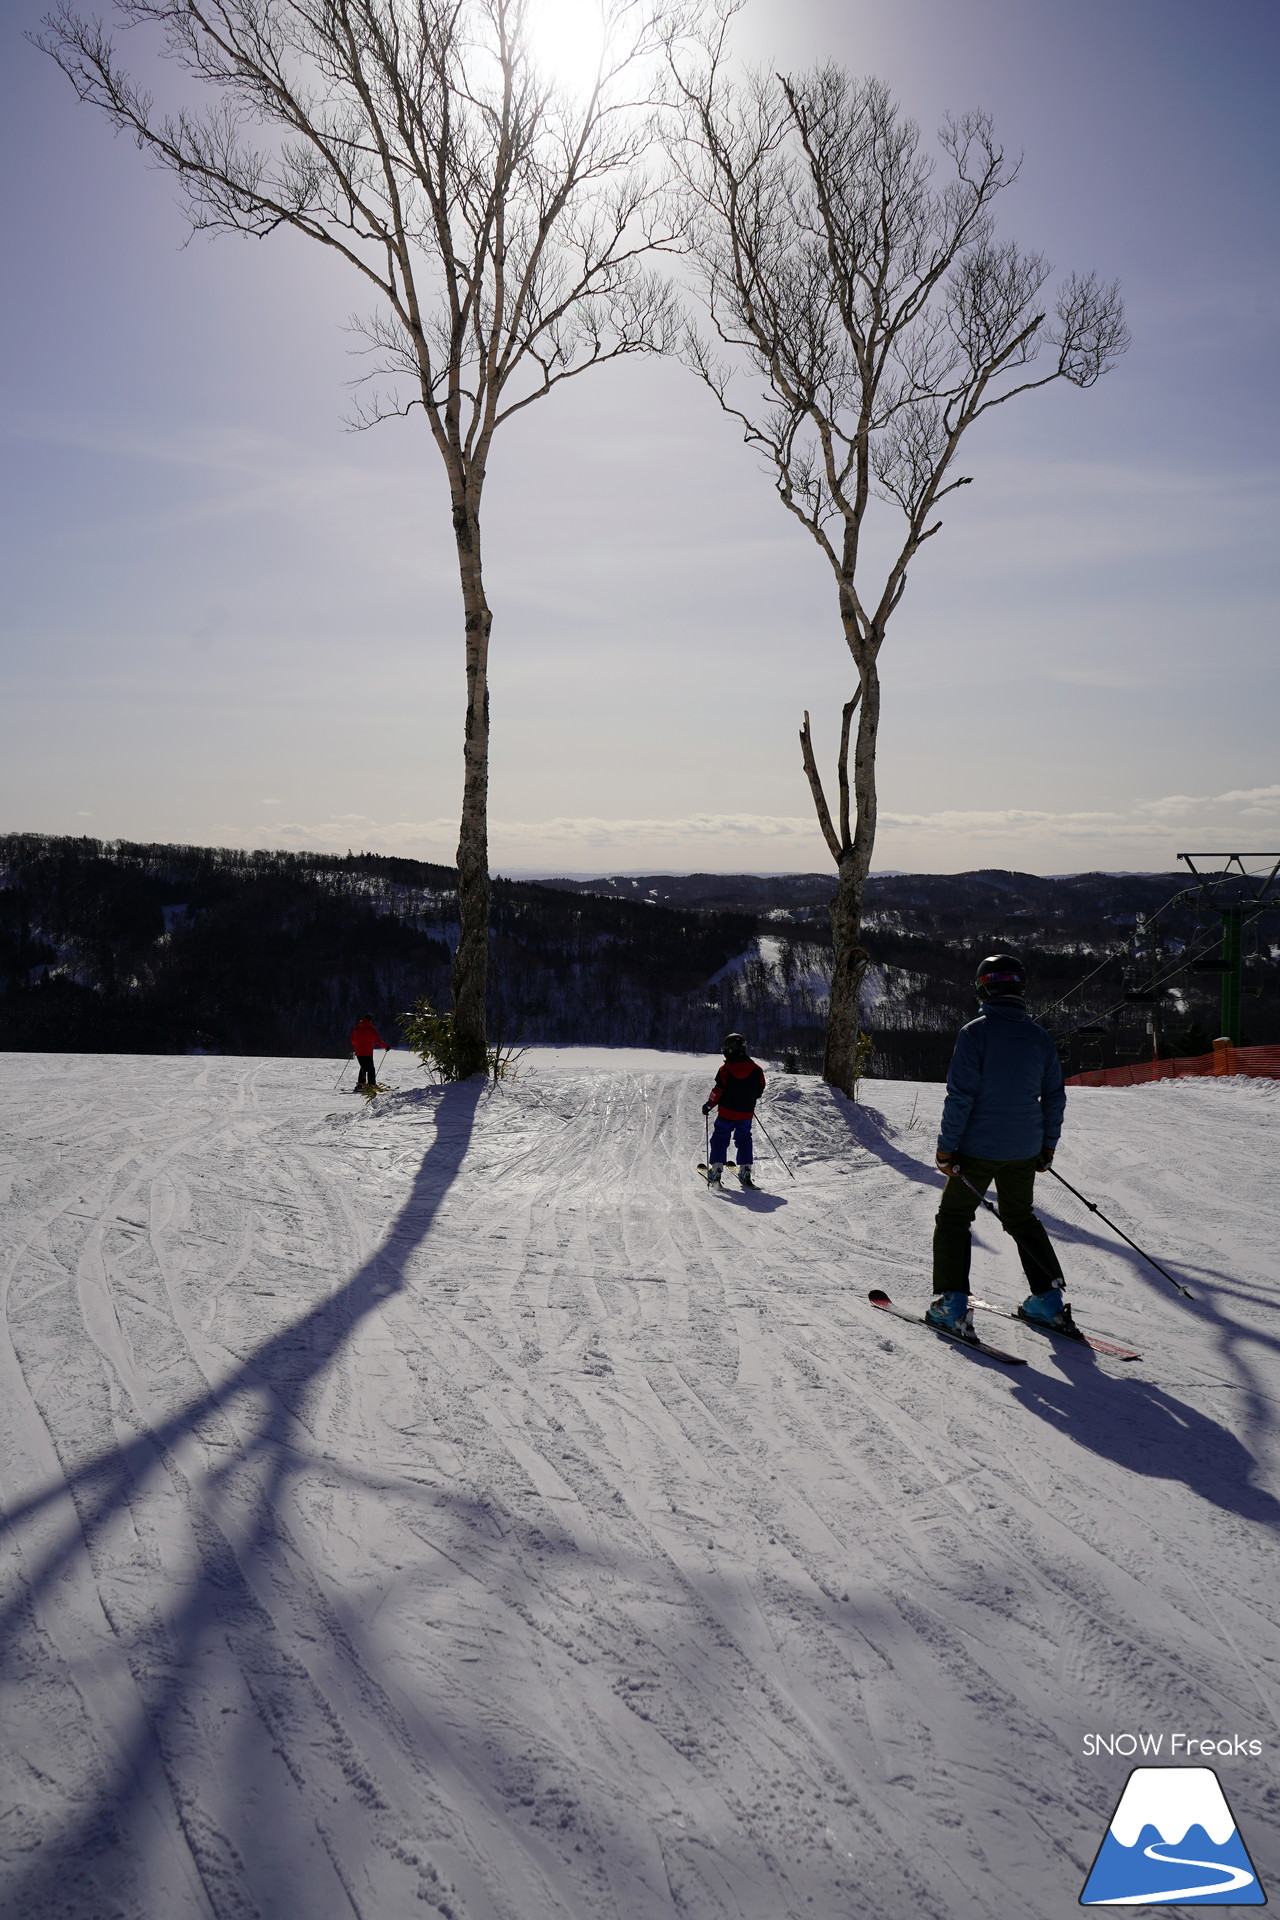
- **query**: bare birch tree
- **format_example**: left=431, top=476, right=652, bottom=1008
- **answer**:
left=667, top=14, right=1128, bottom=1093
left=37, top=0, right=677, bottom=1075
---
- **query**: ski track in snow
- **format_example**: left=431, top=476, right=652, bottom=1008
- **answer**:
left=1, top=1050, right=1277, bottom=1920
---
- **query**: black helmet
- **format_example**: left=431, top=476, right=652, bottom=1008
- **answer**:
left=974, top=954, right=1026, bottom=1002
left=722, top=1032, right=748, bottom=1058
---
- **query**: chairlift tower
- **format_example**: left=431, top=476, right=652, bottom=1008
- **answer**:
left=1121, top=911, right=1170, bottom=1058
left=1177, top=853, right=1280, bottom=1046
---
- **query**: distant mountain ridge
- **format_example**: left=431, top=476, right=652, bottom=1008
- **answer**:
left=2, top=836, right=1275, bottom=1071
left=536, top=866, right=1280, bottom=1075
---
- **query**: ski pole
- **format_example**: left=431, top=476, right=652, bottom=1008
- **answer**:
left=333, top=1052, right=353, bottom=1091
left=753, top=1111, right=796, bottom=1181
left=377, top=1046, right=389, bottom=1085
left=953, top=1169, right=1062, bottom=1290
left=1044, top=1166, right=1193, bottom=1299
left=955, top=1168, right=1001, bottom=1222
left=705, top=1107, right=711, bottom=1168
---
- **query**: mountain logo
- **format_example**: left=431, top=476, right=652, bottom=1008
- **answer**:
left=1081, top=1766, right=1266, bottom=1906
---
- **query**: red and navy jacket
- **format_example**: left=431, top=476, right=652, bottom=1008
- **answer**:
left=351, top=1018, right=386, bottom=1056
left=706, top=1057, right=766, bottom=1121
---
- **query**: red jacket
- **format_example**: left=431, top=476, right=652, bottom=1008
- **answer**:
left=351, top=1018, right=385, bottom=1056
left=706, top=1057, right=766, bottom=1121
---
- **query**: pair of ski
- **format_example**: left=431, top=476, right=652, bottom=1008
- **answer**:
left=868, top=1290, right=1141, bottom=1365
left=696, top=1162, right=757, bottom=1190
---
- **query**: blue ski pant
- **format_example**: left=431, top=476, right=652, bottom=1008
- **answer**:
left=709, top=1116, right=754, bottom=1165
left=932, top=1154, right=1063, bottom=1294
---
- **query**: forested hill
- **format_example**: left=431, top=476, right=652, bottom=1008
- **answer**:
left=2, top=835, right=1275, bottom=1071
left=0, top=836, right=753, bottom=1059
left=547, top=867, right=1279, bottom=1074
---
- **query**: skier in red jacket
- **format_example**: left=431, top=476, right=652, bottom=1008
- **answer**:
left=701, top=1033, right=766, bottom=1187
left=350, top=1013, right=386, bottom=1089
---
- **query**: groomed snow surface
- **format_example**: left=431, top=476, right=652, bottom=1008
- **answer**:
left=1, top=1048, right=1277, bottom=1920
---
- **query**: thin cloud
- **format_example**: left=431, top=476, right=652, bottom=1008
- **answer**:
left=255, top=811, right=824, bottom=855
left=242, top=783, right=1280, bottom=872
left=1135, top=783, right=1280, bottom=818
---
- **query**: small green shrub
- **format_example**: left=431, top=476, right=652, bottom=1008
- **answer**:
left=401, top=996, right=469, bottom=1081
left=401, top=995, right=526, bottom=1082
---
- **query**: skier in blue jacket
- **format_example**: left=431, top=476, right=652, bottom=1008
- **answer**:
left=928, top=953, right=1069, bottom=1337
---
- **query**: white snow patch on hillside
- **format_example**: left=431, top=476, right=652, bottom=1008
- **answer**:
left=1, top=1051, right=1277, bottom=1919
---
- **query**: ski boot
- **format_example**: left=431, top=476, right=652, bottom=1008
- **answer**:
left=706, top=1162, right=726, bottom=1187
left=925, top=1291, right=975, bottom=1338
left=735, top=1164, right=755, bottom=1188
left=1019, top=1286, right=1073, bottom=1332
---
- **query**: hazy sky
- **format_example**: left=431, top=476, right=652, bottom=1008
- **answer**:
left=2, top=0, right=1277, bottom=877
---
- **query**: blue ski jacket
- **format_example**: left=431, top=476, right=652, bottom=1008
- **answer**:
left=937, top=1001, right=1066, bottom=1161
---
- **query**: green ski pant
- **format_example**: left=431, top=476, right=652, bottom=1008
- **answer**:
left=932, top=1154, right=1064, bottom=1296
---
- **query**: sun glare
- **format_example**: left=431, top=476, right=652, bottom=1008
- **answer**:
left=527, top=0, right=608, bottom=98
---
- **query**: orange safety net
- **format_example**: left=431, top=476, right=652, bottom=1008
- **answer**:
left=1067, top=1041, right=1280, bottom=1088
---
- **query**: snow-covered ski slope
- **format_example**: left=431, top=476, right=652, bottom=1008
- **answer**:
left=1, top=1048, right=1276, bottom=1920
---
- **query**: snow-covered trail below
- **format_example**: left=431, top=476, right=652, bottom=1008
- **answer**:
left=1, top=1048, right=1277, bottom=1920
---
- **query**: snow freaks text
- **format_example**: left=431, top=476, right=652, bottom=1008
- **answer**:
left=1082, top=1733, right=1264, bottom=1758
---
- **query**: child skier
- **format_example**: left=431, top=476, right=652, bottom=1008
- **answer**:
left=929, top=953, right=1069, bottom=1336
left=702, top=1033, right=766, bottom=1187
left=350, top=1012, right=386, bottom=1090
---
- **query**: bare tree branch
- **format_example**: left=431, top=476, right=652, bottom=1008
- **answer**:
left=37, top=0, right=681, bottom=1072
left=836, top=687, right=860, bottom=851
left=666, top=11, right=1127, bottom=1089
left=800, top=711, right=843, bottom=862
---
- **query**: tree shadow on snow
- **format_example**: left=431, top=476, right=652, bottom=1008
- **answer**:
left=0, top=1079, right=487, bottom=1919
left=832, top=1100, right=939, bottom=1188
